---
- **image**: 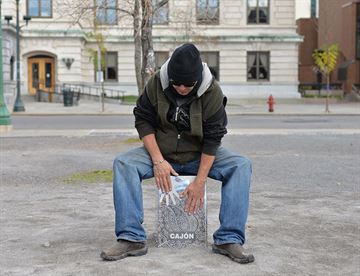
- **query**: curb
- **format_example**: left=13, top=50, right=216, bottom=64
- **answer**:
left=2, top=128, right=360, bottom=138
left=11, top=112, right=134, bottom=116
left=10, top=112, right=360, bottom=116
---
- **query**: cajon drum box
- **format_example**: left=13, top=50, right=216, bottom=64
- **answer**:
left=157, top=176, right=207, bottom=248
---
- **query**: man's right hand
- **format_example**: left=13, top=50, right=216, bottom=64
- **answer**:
left=153, top=160, right=178, bottom=193
left=141, top=134, right=178, bottom=193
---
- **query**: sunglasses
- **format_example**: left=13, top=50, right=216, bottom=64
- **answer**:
left=170, top=80, right=197, bottom=88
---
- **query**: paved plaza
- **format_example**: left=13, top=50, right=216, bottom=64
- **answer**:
left=1, top=127, right=359, bottom=275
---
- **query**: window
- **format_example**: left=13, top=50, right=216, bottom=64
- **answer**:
left=310, top=0, right=317, bottom=18
left=95, top=0, right=117, bottom=25
left=27, top=0, right=52, bottom=17
left=200, top=52, right=219, bottom=80
left=154, top=52, right=169, bottom=71
left=247, top=0, right=269, bottom=24
left=104, top=52, right=118, bottom=81
left=10, top=56, right=14, bottom=81
left=357, top=3, right=360, bottom=59
left=247, top=52, right=270, bottom=81
left=153, top=0, right=169, bottom=25
left=96, top=52, right=118, bottom=81
left=197, top=0, right=219, bottom=24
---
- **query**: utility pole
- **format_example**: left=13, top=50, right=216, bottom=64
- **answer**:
left=0, top=0, right=13, bottom=131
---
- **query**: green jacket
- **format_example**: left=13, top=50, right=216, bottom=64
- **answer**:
left=136, top=61, right=226, bottom=164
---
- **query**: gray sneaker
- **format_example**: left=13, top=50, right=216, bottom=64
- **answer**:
left=212, top=243, right=255, bottom=264
left=100, top=239, right=148, bottom=261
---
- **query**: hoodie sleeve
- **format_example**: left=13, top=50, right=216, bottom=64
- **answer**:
left=133, top=89, right=158, bottom=138
left=202, top=103, right=228, bottom=155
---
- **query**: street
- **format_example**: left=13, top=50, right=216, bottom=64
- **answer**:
left=11, top=114, right=360, bottom=130
left=1, top=116, right=359, bottom=275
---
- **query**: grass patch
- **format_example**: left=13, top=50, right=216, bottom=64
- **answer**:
left=123, top=137, right=141, bottom=144
left=64, top=170, right=112, bottom=184
left=122, top=95, right=139, bottom=103
left=109, top=95, right=138, bottom=104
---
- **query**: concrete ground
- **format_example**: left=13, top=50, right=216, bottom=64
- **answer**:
left=1, top=131, right=359, bottom=276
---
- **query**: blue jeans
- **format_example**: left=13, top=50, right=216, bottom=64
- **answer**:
left=113, top=147, right=252, bottom=245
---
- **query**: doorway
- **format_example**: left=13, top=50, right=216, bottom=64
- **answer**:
left=27, top=56, right=55, bottom=100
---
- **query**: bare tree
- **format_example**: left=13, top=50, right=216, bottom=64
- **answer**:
left=139, top=0, right=169, bottom=92
left=55, top=0, right=217, bottom=95
left=133, top=0, right=142, bottom=94
left=56, top=0, right=169, bottom=95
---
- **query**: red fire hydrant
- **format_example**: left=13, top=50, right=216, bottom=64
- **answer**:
left=267, top=95, right=275, bottom=112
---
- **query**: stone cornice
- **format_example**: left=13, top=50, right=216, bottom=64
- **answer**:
left=20, top=29, right=303, bottom=43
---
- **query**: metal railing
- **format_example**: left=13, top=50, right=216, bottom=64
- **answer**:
left=298, top=83, right=343, bottom=92
left=60, top=83, right=127, bottom=101
left=352, top=84, right=360, bottom=96
left=298, top=83, right=344, bottom=97
left=34, top=82, right=128, bottom=104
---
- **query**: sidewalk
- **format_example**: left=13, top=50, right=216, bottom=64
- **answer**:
left=7, top=96, right=360, bottom=116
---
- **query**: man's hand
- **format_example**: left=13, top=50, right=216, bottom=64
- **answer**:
left=154, top=160, right=178, bottom=193
left=141, top=134, right=178, bottom=193
left=180, top=179, right=205, bottom=215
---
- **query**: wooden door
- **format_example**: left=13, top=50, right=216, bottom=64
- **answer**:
left=28, top=58, right=55, bottom=99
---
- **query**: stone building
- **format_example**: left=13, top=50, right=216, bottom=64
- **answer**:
left=2, top=0, right=302, bottom=107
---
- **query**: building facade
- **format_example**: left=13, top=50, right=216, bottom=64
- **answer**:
left=297, top=0, right=360, bottom=95
left=2, top=0, right=302, bottom=107
left=318, top=0, right=360, bottom=94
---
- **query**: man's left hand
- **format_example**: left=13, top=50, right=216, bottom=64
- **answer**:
left=180, top=179, right=205, bottom=215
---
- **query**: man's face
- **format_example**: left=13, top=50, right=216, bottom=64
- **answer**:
left=171, top=81, right=197, bottom=96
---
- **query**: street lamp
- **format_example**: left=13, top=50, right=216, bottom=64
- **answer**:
left=5, top=0, right=31, bottom=112
left=0, top=0, right=12, bottom=130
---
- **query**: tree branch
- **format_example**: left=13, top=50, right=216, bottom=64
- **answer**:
left=153, top=0, right=169, bottom=13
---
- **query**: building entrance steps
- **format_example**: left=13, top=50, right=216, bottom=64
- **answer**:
left=156, top=176, right=207, bottom=248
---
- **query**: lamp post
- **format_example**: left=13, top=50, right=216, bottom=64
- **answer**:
left=12, top=0, right=31, bottom=111
left=0, top=0, right=12, bottom=130
left=4, top=0, right=31, bottom=112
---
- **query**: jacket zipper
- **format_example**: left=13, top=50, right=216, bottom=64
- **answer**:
left=174, top=106, right=180, bottom=122
left=175, top=132, right=181, bottom=162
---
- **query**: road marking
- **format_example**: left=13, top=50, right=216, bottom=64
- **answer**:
left=1, top=128, right=360, bottom=138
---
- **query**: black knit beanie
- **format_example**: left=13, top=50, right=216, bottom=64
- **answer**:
left=168, top=43, right=203, bottom=84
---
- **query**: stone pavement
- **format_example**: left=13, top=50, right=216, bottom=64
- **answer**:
left=5, top=95, right=360, bottom=116
left=1, top=134, right=359, bottom=276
